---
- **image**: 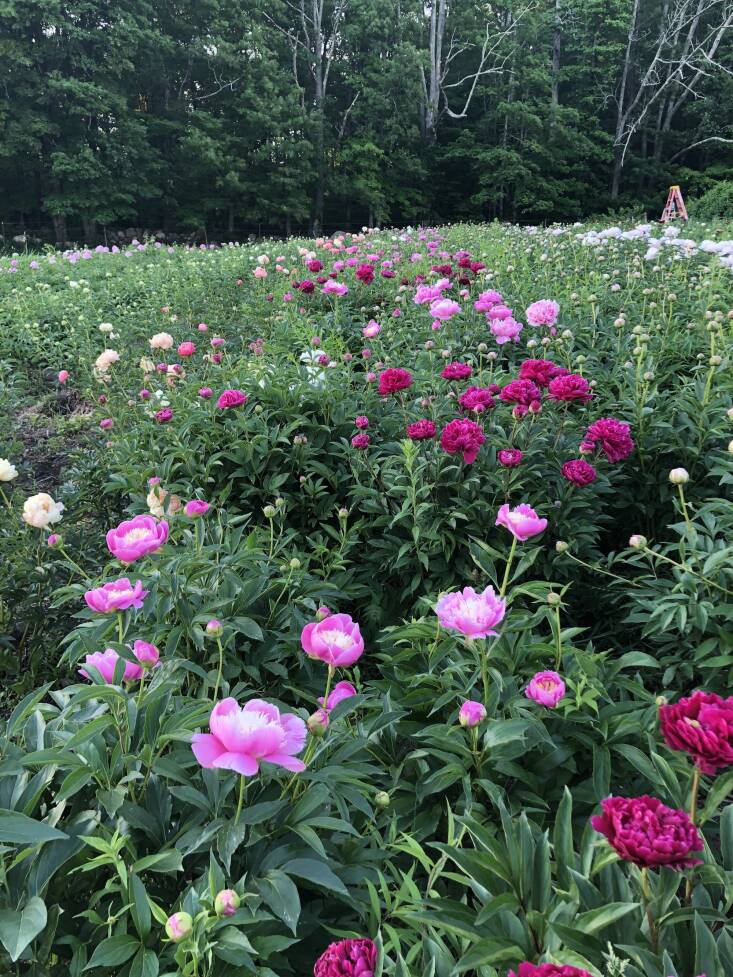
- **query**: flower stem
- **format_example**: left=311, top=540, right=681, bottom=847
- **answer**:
left=135, top=672, right=146, bottom=714
left=499, top=536, right=518, bottom=597
left=213, top=637, right=224, bottom=701
left=640, top=867, right=658, bottom=952
left=677, top=484, right=693, bottom=537
left=117, top=613, right=124, bottom=646
left=0, top=486, right=13, bottom=512
left=322, top=665, right=334, bottom=709
left=554, top=603, right=562, bottom=670
left=685, top=765, right=702, bottom=902
left=234, top=774, right=246, bottom=825
left=59, top=545, right=91, bottom=580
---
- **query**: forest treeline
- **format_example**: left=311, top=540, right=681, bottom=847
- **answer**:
left=1, top=0, right=732, bottom=242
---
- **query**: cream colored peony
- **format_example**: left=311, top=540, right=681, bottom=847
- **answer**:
left=94, top=349, right=120, bottom=372
left=149, top=332, right=174, bottom=350
left=0, top=458, right=19, bottom=481
left=146, top=485, right=182, bottom=518
left=22, top=493, right=64, bottom=528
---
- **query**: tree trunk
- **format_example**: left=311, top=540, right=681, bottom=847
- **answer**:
left=52, top=214, right=67, bottom=245
left=227, top=207, right=234, bottom=234
left=82, top=217, right=96, bottom=244
left=551, top=0, right=561, bottom=108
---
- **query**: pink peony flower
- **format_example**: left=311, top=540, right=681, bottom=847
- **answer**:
left=414, top=283, right=446, bottom=305
left=321, top=280, right=348, bottom=296
left=496, top=503, right=547, bottom=541
left=79, top=648, right=143, bottom=683
left=525, top=670, right=565, bottom=707
left=184, top=499, right=210, bottom=518
left=473, top=289, right=503, bottom=313
left=362, top=320, right=381, bottom=338
left=525, top=299, right=560, bottom=328
left=318, top=680, right=357, bottom=712
left=351, top=433, right=370, bottom=449
left=100, top=418, right=114, bottom=430
left=435, top=585, right=506, bottom=639
left=178, top=341, right=196, bottom=357
left=440, top=418, right=485, bottom=464
left=58, top=370, right=70, bottom=384
left=441, top=362, right=472, bottom=381
left=355, top=415, right=369, bottom=429
left=85, top=578, right=148, bottom=613
left=659, top=690, right=733, bottom=774
left=155, top=408, right=173, bottom=424
left=459, top=386, right=495, bottom=413
left=459, top=700, right=487, bottom=727
left=406, top=419, right=437, bottom=441
left=378, top=368, right=413, bottom=396
left=192, top=698, right=307, bottom=776
left=583, top=417, right=634, bottom=462
left=198, top=387, right=213, bottom=399
left=313, top=938, right=377, bottom=977
left=306, top=259, right=323, bottom=272
left=519, top=359, right=567, bottom=387
left=591, top=795, right=704, bottom=870
left=301, top=613, right=364, bottom=667
left=217, top=389, right=248, bottom=410
left=499, top=379, right=541, bottom=406
left=106, top=514, right=169, bottom=563
left=490, top=317, right=523, bottom=344
left=562, top=459, right=597, bottom=486
left=508, top=965, right=592, bottom=977
left=498, top=449, right=523, bottom=467
left=429, top=298, right=462, bottom=321
left=132, top=640, right=159, bottom=667
left=548, top=374, right=592, bottom=403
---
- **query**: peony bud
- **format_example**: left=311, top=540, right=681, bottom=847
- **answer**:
left=165, top=912, right=193, bottom=942
left=546, top=593, right=561, bottom=606
left=315, top=606, right=331, bottom=621
left=205, top=619, right=223, bottom=638
left=629, top=534, right=647, bottom=549
left=669, top=468, right=690, bottom=484
left=263, top=505, right=276, bottom=519
left=214, top=889, right=240, bottom=917
left=374, top=791, right=391, bottom=808
left=307, top=710, right=329, bottom=736
left=555, top=540, right=568, bottom=553
left=289, top=558, right=301, bottom=570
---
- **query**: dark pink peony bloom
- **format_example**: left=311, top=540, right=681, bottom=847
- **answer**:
left=306, top=259, right=323, bottom=272
left=378, top=368, right=413, bottom=396
left=155, top=408, right=173, bottom=424
left=407, top=419, right=437, bottom=441
left=508, top=965, right=592, bottom=977
left=351, top=433, right=370, bottom=449
left=583, top=417, right=634, bottom=462
left=313, top=938, right=377, bottom=977
left=107, top=514, right=169, bottom=563
left=217, top=389, right=248, bottom=410
left=440, top=418, right=485, bottom=464
left=355, top=416, right=369, bottom=429
left=498, top=449, right=523, bottom=468
left=659, top=690, right=733, bottom=774
left=562, top=459, right=597, bottom=486
left=499, top=379, right=541, bottom=406
left=355, top=263, right=375, bottom=284
left=459, top=386, right=495, bottom=413
left=518, top=359, right=567, bottom=387
left=591, top=795, right=703, bottom=870
left=198, top=387, right=213, bottom=399
left=297, top=279, right=315, bottom=294
left=548, top=374, right=592, bottom=403
left=441, top=362, right=473, bottom=381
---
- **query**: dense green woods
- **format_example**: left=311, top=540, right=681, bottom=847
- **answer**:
left=1, top=0, right=732, bottom=241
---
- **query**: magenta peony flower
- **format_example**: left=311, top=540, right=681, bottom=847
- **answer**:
left=217, top=389, right=248, bottom=410
left=525, top=671, right=566, bottom=707
left=378, top=368, right=413, bottom=396
left=301, top=613, right=364, bottom=667
left=508, top=965, right=592, bottom=977
left=459, top=386, right=495, bottom=413
left=184, top=499, right=210, bottom=518
left=519, top=359, right=567, bottom=387
left=306, top=259, right=323, bottom=272
left=429, top=298, right=462, bottom=321
left=406, top=419, right=437, bottom=441
left=192, top=698, right=307, bottom=776
left=441, top=362, right=472, bottom=381
left=107, top=514, right=169, bottom=563
left=591, top=795, right=704, bottom=870
left=355, top=415, right=369, bottom=429
left=525, top=299, right=560, bottom=328
left=318, top=680, right=357, bottom=711
left=85, top=578, right=148, bottom=613
left=548, top=374, right=592, bottom=403
left=99, top=418, right=114, bottom=430
left=198, top=387, right=213, bottom=399
left=561, top=459, right=597, bottom=486
left=132, top=640, right=159, bottom=667
left=440, top=418, right=485, bottom=464
left=499, top=379, right=541, bottom=406
left=313, top=938, right=377, bottom=977
left=436, top=585, right=506, bottom=639
left=79, top=648, right=143, bottom=683
left=659, top=690, right=733, bottom=773
left=496, top=503, right=547, bottom=541
left=498, top=449, right=523, bottom=467
left=155, top=408, right=173, bottom=424
left=178, top=341, right=196, bottom=357
left=355, top=263, right=375, bottom=284
left=351, top=433, right=370, bottom=449
left=459, top=700, right=487, bottom=727
left=583, top=417, right=634, bottom=462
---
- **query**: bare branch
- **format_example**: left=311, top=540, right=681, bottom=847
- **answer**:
left=669, top=134, right=733, bottom=160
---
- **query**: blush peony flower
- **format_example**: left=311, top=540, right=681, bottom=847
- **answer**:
left=591, top=795, right=704, bottom=870
left=177, top=341, right=196, bottom=357
left=149, top=332, right=174, bottom=350
left=459, top=700, right=487, bottom=727
left=217, top=389, right=248, bottom=410
left=525, top=671, right=566, bottom=707
left=192, top=698, right=306, bottom=775
left=435, top=585, right=506, bottom=639
left=583, top=417, right=634, bottom=462
left=525, top=299, right=560, bottom=328
left=22, top=493, right=64, bottom=528
left=499, top=379, right=541, bottom=406
left=458, top=386, right=495, bottom=413
left=378, top=368, right=413, bottom=396
left=441, top=362, right=472, bottom=381
left=490, top=316, right=523, bottom=344
left=106, top=514, right=169, bottom=563
left=406, top=419, right=437, bottom=441
left=94, top=349, right=120, bottom=373
left=519, top=359, right=568, bottom=387
left=84, top=578, right=148, bottom=613
left=498, top=449, right=523, bottom=467
left=313, top=938, right=378, bottom=977
left=496, top=503, right=547, bottom=541
left=318, top=680, right=358, bottom=712
left=429, top=298, right=462, bottom=321
left=322, top=280, right=348, bottom=296
left=79, top=648, right=143, bottom=683
left=301, top=613, right=364, bottom=667
left=351, top=433, right=370, bottom=449
left=561, top=459, right=597, bottom=486
left=440, top=418, right=485, bottom=464
left=548, top=374, right=592, bottom=403
left=508, top=965, right=593, bottom=977
left=184, top=499, right=210, bottom=518
left=659, top=690, right=733, bottom=773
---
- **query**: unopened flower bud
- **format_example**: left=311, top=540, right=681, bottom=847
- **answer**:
left=710, top=355, right=722, bottom=366
left=338, top=507, right=349, bottom=520
left=47, top=533, right=62, bottom=548
left=307, top=710, right=329, bottom=736
left=547, top=593, right=561, bottom=606
left=374, top=790, right=391, bottom=808
left=206, top=619, right=223, bottom=638
left=165, top=912, right=193, bottom=942
left=263, top=505, right=276, bottom=518
left=555, top=540, right=569, bottom=553
left=655, top=695, right=668, bottom=707
left=316, top=606, right=331, bottom=621
left=668, top=468, right=689, bottom=485
left=629, top=534, right=647, bottom=549
left=214, top=889, right=240, bottom=917
left=289, top=558, right=301, bottom=570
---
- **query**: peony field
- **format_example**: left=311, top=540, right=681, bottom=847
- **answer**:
left=1, top=219, right=733, bottom=977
